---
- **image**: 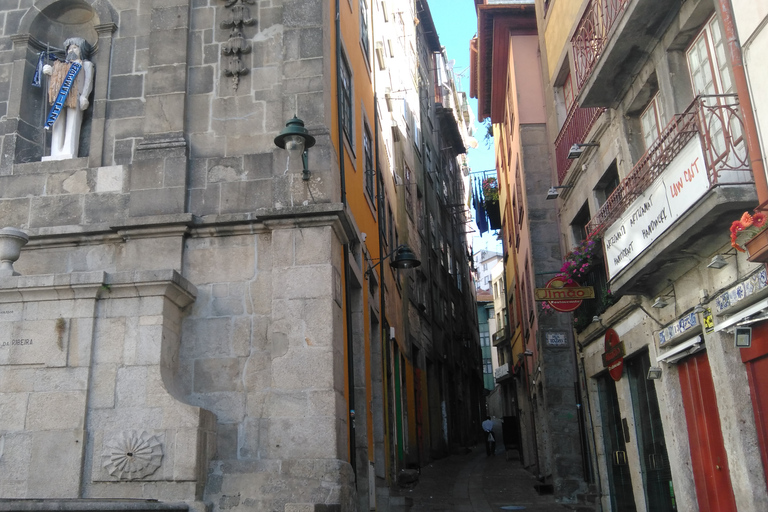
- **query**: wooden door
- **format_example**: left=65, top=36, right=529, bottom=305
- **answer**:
left=678, top=352, right=737, bottom=512
left=740, top=321, right=768, bottom=490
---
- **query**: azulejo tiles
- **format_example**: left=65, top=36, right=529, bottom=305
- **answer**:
left=715, top=268, right=768, bottom=314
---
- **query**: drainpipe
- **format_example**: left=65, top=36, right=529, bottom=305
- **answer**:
left=335, top=0, right=356, bottom=480
left=716, top=0, right=768, bottom=205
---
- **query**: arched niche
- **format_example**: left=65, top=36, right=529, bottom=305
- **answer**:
left=10, top=0, right=115, bottom=165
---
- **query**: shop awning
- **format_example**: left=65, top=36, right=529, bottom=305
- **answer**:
left=656, top=336, right=704, bottom=364
left=713, top=298, right=768, bottom=333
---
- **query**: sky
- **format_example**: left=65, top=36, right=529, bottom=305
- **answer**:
left=428, top=0, right=503, bottom=255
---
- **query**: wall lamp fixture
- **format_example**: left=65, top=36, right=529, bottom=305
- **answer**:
left=652, top=288, right=676, bottom=309
left=546, top=185, right=573, bottom=200
left=567, top=142, right=600, bottom=159
left=364, top=244, right=421, bottom=280
left=647, top=366, right=663, bottom=380
left=707, top=251, right=736, bottom=269
left=274, top=116, right=316, bottom=181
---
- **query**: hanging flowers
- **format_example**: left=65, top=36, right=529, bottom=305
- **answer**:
left=558, top=235, right=601, bottom=283
left=731, top=211, right=767, bottom=252
left=482, top=177, right=499, bottom=202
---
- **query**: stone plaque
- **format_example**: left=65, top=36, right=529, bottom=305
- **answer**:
left=0, top=319, right=67, bottom=367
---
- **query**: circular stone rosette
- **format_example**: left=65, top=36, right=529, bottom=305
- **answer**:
left=101, top=430, right=163, bottom=480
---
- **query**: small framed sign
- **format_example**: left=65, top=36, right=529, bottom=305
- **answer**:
left=546, top=331, right=567, bottom=347
left=735, top=326, right=752, bottom=348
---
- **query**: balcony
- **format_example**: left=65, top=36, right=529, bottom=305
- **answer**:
left=587, top=95, right=756, bottom=294
left=555, top=103, right=606, bottom=184
left=492, top=325, right=510, bottom=346
left=494, top=363, right=510, bottom=382
left=572, top=0, right=679, bottom=107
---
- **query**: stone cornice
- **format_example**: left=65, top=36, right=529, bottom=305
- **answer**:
left=0, top=269, right=196, bottom=308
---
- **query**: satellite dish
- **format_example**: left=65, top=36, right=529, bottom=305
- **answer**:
left=447, top=59, right=456, bottom=69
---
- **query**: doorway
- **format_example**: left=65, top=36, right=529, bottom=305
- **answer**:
left=678, top=351, right=737, bottom=512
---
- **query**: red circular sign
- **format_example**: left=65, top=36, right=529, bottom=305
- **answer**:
left=604, top=328, right=624, bottom=381
left=544, top=276, right=583, bottom=312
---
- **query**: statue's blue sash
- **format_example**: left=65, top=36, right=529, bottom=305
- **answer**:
left=44, top=62, right=81, bottom=130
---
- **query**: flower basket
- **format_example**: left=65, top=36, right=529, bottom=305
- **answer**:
left=731, top=211, right=768, bottom=262
left=485, top=200, right=501, bottom=230
left=746, top=228, right=768, bottom=263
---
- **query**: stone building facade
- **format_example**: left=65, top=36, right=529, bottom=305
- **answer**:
left=536, top=0, right=768, bottom=510
left=0, top=0, right=484, bottom=510
left=1, top=0, right=354, bottom=510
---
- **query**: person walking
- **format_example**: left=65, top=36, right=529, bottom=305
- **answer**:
left=482, top=416, right=495, bottom=456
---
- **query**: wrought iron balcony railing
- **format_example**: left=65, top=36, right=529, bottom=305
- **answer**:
left=571, top=0, right=630, bottom=92
left=586, top=94, right=751, bottom=235
left=555, top=103, right=606, bottom=184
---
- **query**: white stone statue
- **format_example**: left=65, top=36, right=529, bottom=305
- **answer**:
left=42, top=37, right=95, bottom=161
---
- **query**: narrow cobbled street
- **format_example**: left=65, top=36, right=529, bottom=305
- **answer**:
left=399, top=446, right=575, bottom=512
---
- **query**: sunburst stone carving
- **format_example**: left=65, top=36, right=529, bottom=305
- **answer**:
left=101, top=431, right=163, bottom=480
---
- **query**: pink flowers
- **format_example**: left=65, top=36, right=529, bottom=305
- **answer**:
left=558, top=235, right=601, bottom=282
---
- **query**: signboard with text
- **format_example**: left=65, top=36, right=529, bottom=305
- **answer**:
left=604, top=138, right=708, bottom=278
left=534, top=277, right=592, bottom=312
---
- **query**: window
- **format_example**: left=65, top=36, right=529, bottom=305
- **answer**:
left=339, top=53, right=353, bottom=144
left=404, top=164, right=413, bottom=217
left=363, top=123, right=374, bottom=198
left=687, top=16, right=739, bottom=155
left=571, top=202, right=590, bottom=245
left=640, top=94, right=662, bottom=151
left=360, top=0, right=370, bottom=67
left=563, top=71, right=575, bottom=111
left=687, top=16, right=732, bottom=98
left=594, top=161, right=620, bottom=208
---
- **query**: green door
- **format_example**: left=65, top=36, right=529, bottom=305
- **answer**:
left=626, top=352, right=676, bottom=511
left=597, top=375, right=637, bottom=511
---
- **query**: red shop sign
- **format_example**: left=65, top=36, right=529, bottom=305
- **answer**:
left=602, top=328, right=625, bottom=381
left=540, top=276, right=583, bottom=312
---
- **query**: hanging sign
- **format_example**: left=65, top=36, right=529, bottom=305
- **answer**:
left=534, top=276, right=593, bottom=312
left=602, top=328, right=625, bottom=381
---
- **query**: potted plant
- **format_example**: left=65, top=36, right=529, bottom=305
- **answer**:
left=730, top=211, right=768, bottom=262
left=558, top=235, right=601, bottom=283
left=482, top=177, right=501, bottom=229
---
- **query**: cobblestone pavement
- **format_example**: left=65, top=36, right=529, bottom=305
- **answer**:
left=400, top=447, right=574, bottom=512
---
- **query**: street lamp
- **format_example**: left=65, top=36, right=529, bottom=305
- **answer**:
left=365, top=244, right=421, bottom=279
left=274, top=115, right=316, bottom=181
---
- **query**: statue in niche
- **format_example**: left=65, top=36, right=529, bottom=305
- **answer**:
left=41, top=37, right=94, bottom=161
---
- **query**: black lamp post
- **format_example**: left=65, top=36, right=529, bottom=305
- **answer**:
left=274, top=116, right=316, bottom=181
left=365, top=244, right=421, bottom=279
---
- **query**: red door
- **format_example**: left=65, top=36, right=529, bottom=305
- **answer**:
left=740, top=321, right=768, bottom=490
left=678, top=352, right=737, bottom=512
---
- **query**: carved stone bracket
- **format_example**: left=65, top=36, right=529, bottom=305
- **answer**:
left=220, top=0, right=256, bottom=90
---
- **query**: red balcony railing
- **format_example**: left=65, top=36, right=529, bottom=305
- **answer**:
left=586, top=95, right=751, bottom=235
left=555, top=103, right=606, bottom=184
left=571, top=0, right=630, bottom=91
